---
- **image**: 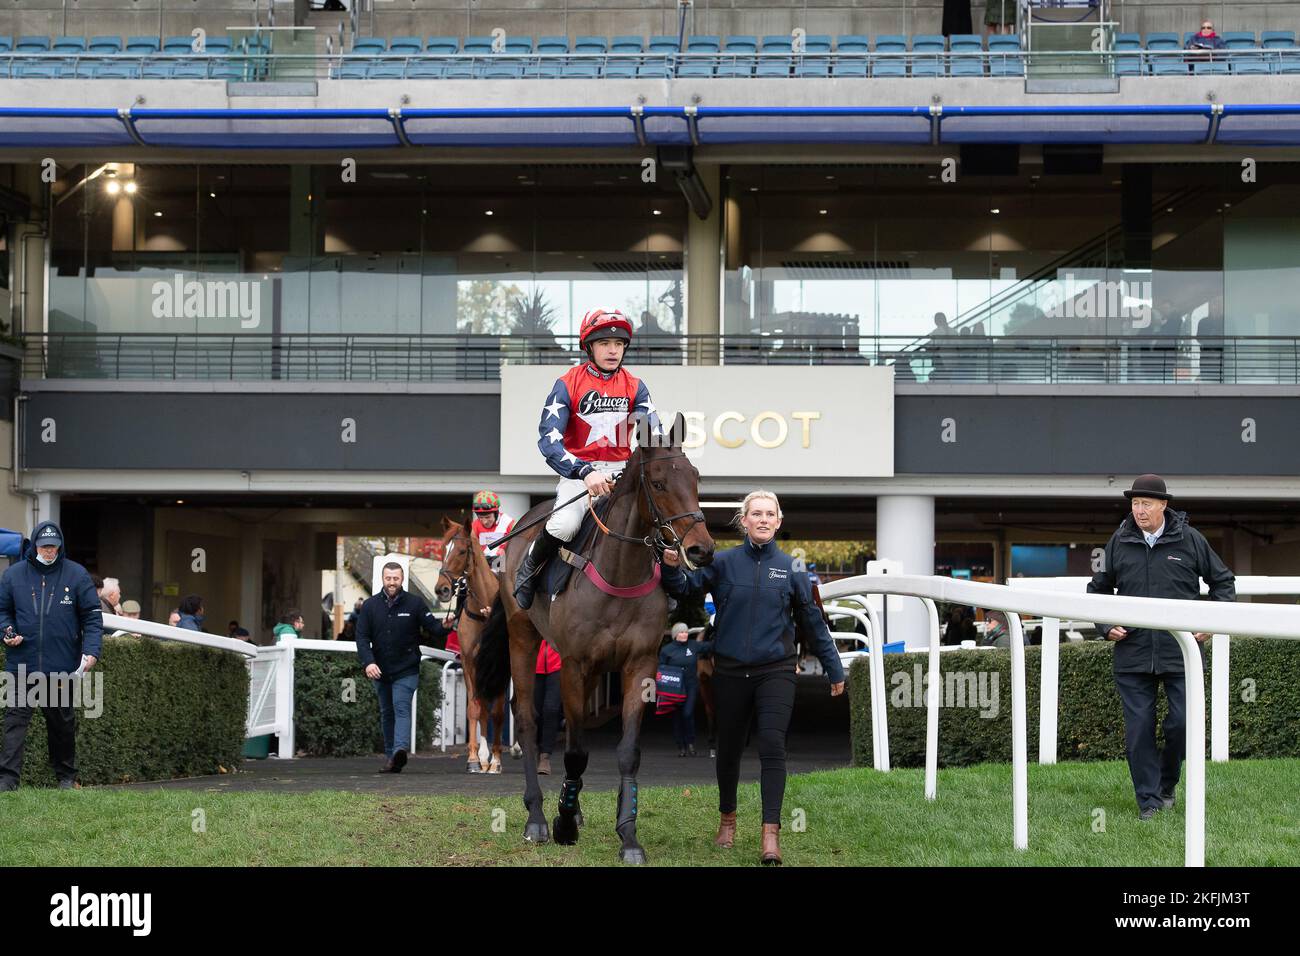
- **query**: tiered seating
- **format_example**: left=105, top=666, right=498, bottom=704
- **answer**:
left=0, top=32, right=263, bottom=78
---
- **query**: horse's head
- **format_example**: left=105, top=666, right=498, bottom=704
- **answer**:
left=435, top=515, right=470, bottom=603
left=634, top=411, right=715, bottom=570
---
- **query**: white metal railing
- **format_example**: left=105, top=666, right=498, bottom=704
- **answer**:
left=817, top=573, right=1300, bottom=868
left=103, top=612, right=257, bottom=658
left=1008, top=575, right=1300, bottom=765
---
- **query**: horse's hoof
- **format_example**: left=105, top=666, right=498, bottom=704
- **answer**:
left=524, top=821, right=550, bottom=844
left=619, top=846, right=648, bottom=865
left=467, top=762, right=481, bottom=774
left=552, top=815, right=579, bottom=845
left=488, top=760, right=502, bottom=775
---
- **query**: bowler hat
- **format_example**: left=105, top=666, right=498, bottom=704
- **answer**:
left=1123, top=474, right=1172, bottom=501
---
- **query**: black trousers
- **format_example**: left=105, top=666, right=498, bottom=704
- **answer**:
left=713, top=666, right=798, bottom=825
left=671, top=682, right=698, bottom=748
left=0, top=704, right=78, bottom=788
left=533, top=671, right=562, bottom=755
left=1114, top=671, right=1186, bottom=812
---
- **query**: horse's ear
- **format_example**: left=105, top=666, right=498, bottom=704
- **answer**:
left=440, top=515, right=454, bottom=533
left=667, top=411, right=687, bottom=449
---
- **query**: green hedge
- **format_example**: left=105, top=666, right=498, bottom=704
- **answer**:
left=0, top=635, right=248, bottom=786
left=292, top=652, right=442, bottom=757
left=849, top=638, right=1300, bottom=768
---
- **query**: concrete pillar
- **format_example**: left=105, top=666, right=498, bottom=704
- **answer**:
left=10, top=164, right=50, bottom=336
left=35, top=491, right=59, bottom=528
left=685, top=164, right=722, bottom=365
left=875, top=494, right=936, bottom=650
left=295, top=527, right=321, bottom=639
left=239, top=524, right=264, bottom=642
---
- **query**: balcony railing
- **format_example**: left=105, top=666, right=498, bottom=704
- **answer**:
left=20, top=332, right=1300, bottom=385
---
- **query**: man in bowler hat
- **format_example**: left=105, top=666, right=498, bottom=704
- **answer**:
left=1088, top=475, right=1235, bottom=819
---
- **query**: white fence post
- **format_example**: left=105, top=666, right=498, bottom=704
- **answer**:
left=1039, top=616, right=1060, bottom=764
left=922, top=598, right=940, bottom=801
left=1007, top=612, right=1029, bottom=851
left=1210, top=634, right=1230, bottom=762
left=277, top=640, right=296, bottom=758
left=1173, top=630, right=1207, bottom=868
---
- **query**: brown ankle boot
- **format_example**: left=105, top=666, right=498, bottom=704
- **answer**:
left=714, top=811, right=737, bottom=848
left=760, top=823, right=782, bottom=865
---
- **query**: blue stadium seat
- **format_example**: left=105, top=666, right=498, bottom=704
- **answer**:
left=162, top=35, right=195, bottom=54
left=407, top=61, right=445, bottom=78
left=873, top=35, right=907, bottom=76
left=754, top=57, right=792, bottom=77
left=366, top=62, right=406, bottom=79
left=687, top=35, right=720, bottom=53
left=16, top=62, right=65, bottom=78
left=16, top=36, right=51, bottom=52
left=1229, top=58, right=1270, bottom=74
left=987, top=35, right=1023, bottom=76
left=388, top=36, right=423, bottom=54
left=831, top=59, right=868, bottom=77
left=724, top=36, right=758, bottom=53
left=72, top=61, right=101, bottom=79
left=911, top=34, right=946, bottom=76
left=94, top=62, right=140, bottom=79
left=504, top=38, right=534, bottom=54
left=1150, top=57, right=1188, bottom=75
left=352, top=37, right=386, bottom=54
left=211, top=60, right=246, bottom=80
left=171, top=62, right=209, bottom=78
left=950, top=34, right=985, bottom=77
left=1114, top=32, right=1141, bottom=48
left=205, top=37, right=233, bottom=54
left=677, top=60, right=714, bottom=78
left=0, top=37, right=11, bottom=52
left=794, top=58, right=830, bottom=77
left=1192, top=60, right=1230, bottom=75
left=1261, top=30, right=1297, bottom=48
left=804, top=34, right=832, bottom=53
left=523, top=60, right=561, bottom=78
left=1222, top=32, right=1255, bottom=50
left=463, top=36, right=496, bottom=54
left=1145, top=33, right=1180, bottom=51
left=481, top=61, right=524, bottom=78
left=637, top=61, right=672, bottom=77
left=1279, top=58, right=1300, bottom=74
left=573, top=35, right=606, bottom=54
left=52, top=37, right=86, bottom=54
left=603, top=58, right=639, bottom=79
left=140, top=63, right=175, bottom=78
left=442, top=61, right=475, bottom=78
left=836, top=35, right=870, bottom=53
left=648, top=35, right=680, bottom=54
left=560, top=61, right=600, bottom=79
left=950, top=34, right=982, bottom=50
left=609, top=35, right=642, bottom=53
left=715, top=59, right=754, bottom=77
left=760, top=36, right=793, bottom=53
left=126, top=36, right=160, bottom=54
left=426, top=37, right=460, bottom=54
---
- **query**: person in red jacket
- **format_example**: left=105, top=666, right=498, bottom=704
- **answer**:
left=470, top=490, right=516, bottom=571
left=534, top=637, right=563, bottom=775
left=513, top=308, right=662, bottom=609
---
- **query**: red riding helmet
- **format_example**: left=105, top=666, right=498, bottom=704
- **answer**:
left=578, top=309, right=634, bottom=349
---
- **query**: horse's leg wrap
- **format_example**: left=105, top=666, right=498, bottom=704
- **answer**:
left=616, top=776, right=639, bottom=832
left=558, top=777, right=583, bottom=817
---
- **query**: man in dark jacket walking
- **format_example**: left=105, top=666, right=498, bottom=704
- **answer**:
left=354, top=561, right=453, bottom=773
left=1088, top=475, right=1235, bottom=819
left=0, top=521, right=103, bottom=791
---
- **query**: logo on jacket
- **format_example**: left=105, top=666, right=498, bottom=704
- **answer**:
left=60, top=595, right=73, bottom=606
left=577, top=391, right=630, bottom=416
left=397, top=612, right=411, bottom=617
left=1168, top=555, right=1183, bottom=562
left=768, top=569, right=788, bottom=580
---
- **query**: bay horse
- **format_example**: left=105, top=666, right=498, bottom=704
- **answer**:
left=475, top=413, right=715, bottom=864
left=435, top=517, right=508, bottom=774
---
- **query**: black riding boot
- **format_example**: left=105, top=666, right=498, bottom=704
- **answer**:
left=514, top=529, right=563, bottom=610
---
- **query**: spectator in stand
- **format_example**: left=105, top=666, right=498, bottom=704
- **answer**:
left=120, top=600, right=141, bottom=620
left=984, top=0, right=1015, bottom=37
left=176, top=595, right=204, bottom=632
left=928, top=312, right=956, bottom=381
left=658, top=622, right=714, bottom=757
left=227, top=620, right=241, bottom=639
left=233, top=627, right=253, bottom=643
left=1186, top=19, right=1226, bottom=50
left=534, top=637, right=562, bottom=775
left=1197, top=298, right=1225, bottom=383
left=99, top=577, right=121, bottom=617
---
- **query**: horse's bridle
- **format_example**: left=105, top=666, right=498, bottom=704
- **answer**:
left=590, top=452, right=706, bottom=570
left=437, top=528, right=490, bottom=623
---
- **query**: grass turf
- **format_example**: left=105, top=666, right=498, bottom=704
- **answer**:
left=2, top=757, right=1297, bottom=866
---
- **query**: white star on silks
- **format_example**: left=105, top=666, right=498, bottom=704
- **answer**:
left=545, top=427, right=564, bottom=444
left=578, top=407, right=628, bottom=446
left=543, top=397, right=565, bottom=421
left=638, top=399, right=657, bottom=418
left=560, top=450, right=578, bottom=465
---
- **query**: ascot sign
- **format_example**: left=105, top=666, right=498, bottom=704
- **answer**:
left=499, top=365, right=894, bottom=478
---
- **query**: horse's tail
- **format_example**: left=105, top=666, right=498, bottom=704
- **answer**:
left=471, top=597, right=511, bottom=702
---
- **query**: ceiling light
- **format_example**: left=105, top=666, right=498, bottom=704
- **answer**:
left=652, top=209, right=661, bottom=215
left=153, top=211, right=162, bottom=217
left=485, top=209, right=494, bottom=216
left=990, top=208, right=1000, bottom=214
left=209, top=191, right=217, bottom=198
left=105, top=179, right=121, bottom=195
left=124, top=181, right=137, bottom=194
left=819, top=209, right=827, bottom=215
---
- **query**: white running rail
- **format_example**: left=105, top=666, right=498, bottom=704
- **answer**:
left=818, top=573, right=1300, bottom=868
left=1009, top=576, right=1300, bottom=765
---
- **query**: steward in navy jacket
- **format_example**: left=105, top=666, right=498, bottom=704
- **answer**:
left=354, top=588, right=450, bottom=682
left=661, top=536, right=845, bottom=683
left=658, top=636, right=714, bottom=686
left=0, top=520, right=103, bottom=675
left=1087, top=508, right=1235, bottom=674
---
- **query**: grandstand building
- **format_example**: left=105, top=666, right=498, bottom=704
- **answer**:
left=2, top=0, right=1299, bottom=646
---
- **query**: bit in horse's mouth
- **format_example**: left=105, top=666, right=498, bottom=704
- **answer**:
left=678, top=545, right=697, bottom=572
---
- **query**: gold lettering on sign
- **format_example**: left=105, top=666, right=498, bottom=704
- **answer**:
left=713, top=411, right=745, bottom=448
left=791, top=411, right=820, bottom=448
left=751, top=411, right=788, bottom=449
left=683, top=411, right=707, bottom=449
